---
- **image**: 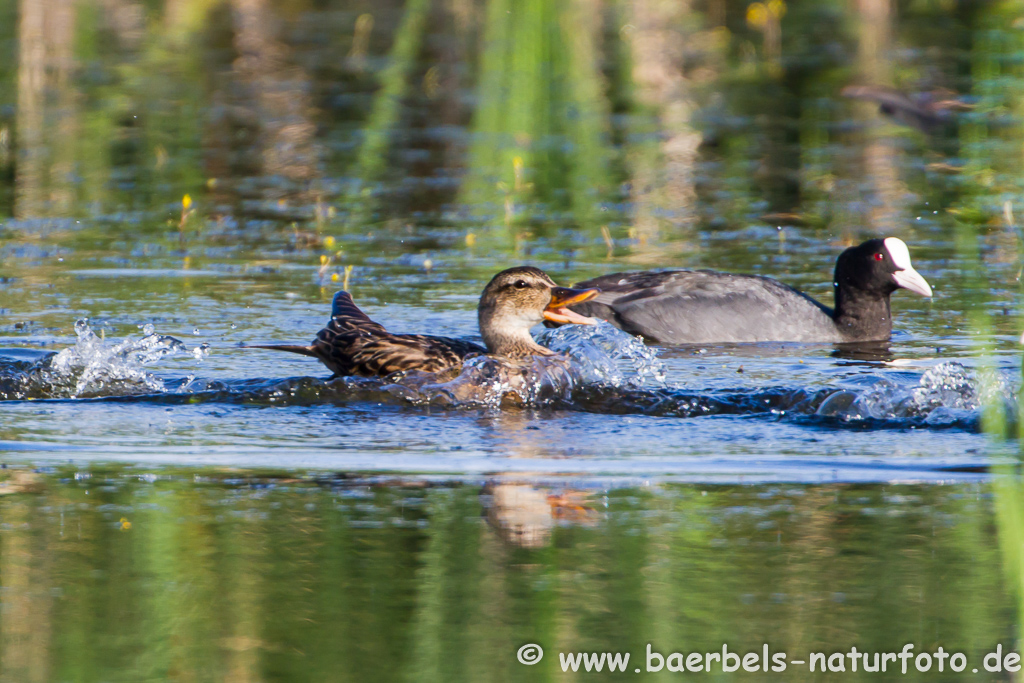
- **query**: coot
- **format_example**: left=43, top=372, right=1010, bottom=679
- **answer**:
left=567, top=237, right=932, bottom=344
left=841, top=85, right=970, bottom=133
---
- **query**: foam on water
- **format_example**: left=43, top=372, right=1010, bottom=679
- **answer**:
left=0, top=320, right=207, bottom=399
left=815, top=362, right=1013, bottom=426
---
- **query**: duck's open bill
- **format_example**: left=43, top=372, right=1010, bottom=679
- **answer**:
left=543, top=287, right=600, bottom=325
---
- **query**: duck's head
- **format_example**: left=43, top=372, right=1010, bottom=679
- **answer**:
left=478, top=266, right=600, bottom=357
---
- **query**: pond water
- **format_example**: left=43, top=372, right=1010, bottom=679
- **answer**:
left=1, top=0, right=1024, bottom=679
left=0, top=468, right=1012, bottom=682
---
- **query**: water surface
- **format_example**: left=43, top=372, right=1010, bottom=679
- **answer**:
left=0, top=466, right=1014, bottom=681
left=1, top=0, right=1024, bottom=678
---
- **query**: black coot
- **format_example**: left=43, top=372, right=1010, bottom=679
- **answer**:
left=568, top=238, right=932, bottom=344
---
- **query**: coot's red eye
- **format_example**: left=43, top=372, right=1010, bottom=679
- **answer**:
left=874, top=252, right=884, bottom=261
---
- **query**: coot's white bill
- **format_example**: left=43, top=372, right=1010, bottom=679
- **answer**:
left=884, top=237, right=932, bottom=297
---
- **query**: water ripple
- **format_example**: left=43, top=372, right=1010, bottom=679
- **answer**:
left=0, top=320, right=1011, bottom=432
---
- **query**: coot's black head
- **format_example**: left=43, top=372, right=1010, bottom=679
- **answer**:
left=834, top=237, right=932, bottom=299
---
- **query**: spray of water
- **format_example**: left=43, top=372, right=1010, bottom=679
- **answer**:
left=1, top=320, right=208, bottom=399
left=814, top=361, right=1014, bottom=426
left=370, top=321, right=668, bottom=408
left=0, top=319, right=1014, bottom=431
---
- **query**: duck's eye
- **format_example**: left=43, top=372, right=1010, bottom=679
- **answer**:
left=513, top=280, right=529, bottom=289
left=874, top=252, right=885, bottom=261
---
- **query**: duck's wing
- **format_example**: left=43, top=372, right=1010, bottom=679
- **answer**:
left=571, top=270, right=839, bottom=344
left=319, top=331, right=486, bottom=377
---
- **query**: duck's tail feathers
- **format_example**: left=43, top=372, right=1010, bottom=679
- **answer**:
left=332, top=291, right=374, bottom=322
left=246, top=344, right=319, bottom=358
left=330, top=291, right=388, bottom=333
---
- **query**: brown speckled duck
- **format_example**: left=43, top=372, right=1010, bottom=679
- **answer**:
left=252, top=266, right=599, bottom=377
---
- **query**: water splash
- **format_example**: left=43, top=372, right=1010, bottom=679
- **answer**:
left=814, top=361, right=1012, bottom=426
left=0, top=320, right=1011, bottom=432
left=554, top=360, right=1010, bottom=431
left=535, top=321, right=667, bottom=388
left=0, top=320, right=208, bottom=399
left=384, top=355, right=582, bottom=409
left=376, top=322, right=667, bottom=408
left=309, top=322, right=668, bottom=410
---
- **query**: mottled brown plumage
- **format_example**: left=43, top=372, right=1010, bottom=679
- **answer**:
left=251, top=266, right=599, bottom=377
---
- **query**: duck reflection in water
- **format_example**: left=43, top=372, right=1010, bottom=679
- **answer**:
left=478, top=412, right=600, bottom=549
left=483, top=483, right=599, bottom=549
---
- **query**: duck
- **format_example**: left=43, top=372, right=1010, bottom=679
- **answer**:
left=251, top=266, right=600, bottom=377
left=560, top=237, right=932, bottom=344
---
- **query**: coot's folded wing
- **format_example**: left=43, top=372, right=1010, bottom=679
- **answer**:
left=572, top=270, right=838, bottom=344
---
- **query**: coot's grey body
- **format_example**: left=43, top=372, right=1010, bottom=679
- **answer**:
left=574, top=270, right=848, bottom=343
left=569, top=238, right=932, bottom=344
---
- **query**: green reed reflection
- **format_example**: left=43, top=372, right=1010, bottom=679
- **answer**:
left=353, top=0, right=431, bottom=197
left=0, top=467, right=1013, bottom=682
left=459, top=0, right=616, bottom=242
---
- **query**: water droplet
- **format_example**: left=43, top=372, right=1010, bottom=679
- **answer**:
left=142, top=324, right=155, bottom=336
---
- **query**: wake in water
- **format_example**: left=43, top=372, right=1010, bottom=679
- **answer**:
left=0, top=319, right=1013, bottom=430
left=813, top=362, right=1014, bottom=426
left=571, top=362, right=1012, bottom=430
